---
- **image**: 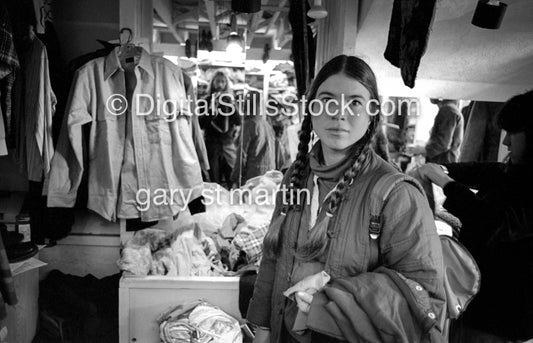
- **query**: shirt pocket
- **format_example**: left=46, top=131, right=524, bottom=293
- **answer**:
left=144, top=109, right=172, bottom=145
left=91, top=105, right=120, bottom=161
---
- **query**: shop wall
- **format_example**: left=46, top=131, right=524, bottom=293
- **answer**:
left=52, top=0, right=119, bottom=63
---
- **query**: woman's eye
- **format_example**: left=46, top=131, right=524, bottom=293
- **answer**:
left=349, top=99, right=362, bottom=107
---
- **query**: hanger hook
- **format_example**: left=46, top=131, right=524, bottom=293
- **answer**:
left=119, top=27, right=133, bottom=45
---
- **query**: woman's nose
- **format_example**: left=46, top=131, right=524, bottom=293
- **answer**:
left=326, top=100, right=344, bottom=120
left=502, top=132, right=511, bottom=147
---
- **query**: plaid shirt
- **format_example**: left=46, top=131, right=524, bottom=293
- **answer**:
left=0, top=4, right=20, bottom=154
left=232, top=221, right=269, bottom=264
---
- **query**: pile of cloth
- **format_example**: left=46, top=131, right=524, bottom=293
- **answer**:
left=117, top=171, right=282, bottom=276
left=117, top=224, right=227, bottom=277
left=213, top=213, right=269, bottom=272
left=157, top=300, right=242, bottom=343
left=193, top=170, right=283, bottom=229
left=189, top=170, right=282, bottom=271
left=117, top=212, right=270, bottom=276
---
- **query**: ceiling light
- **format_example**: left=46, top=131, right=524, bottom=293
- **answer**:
left=308, top=0, right=328, bottom=19
left=227, top=33, right=243, bottom=53
left=472, top=0, right=507, bottom=29
left=226, top=14, right=243, bottom=53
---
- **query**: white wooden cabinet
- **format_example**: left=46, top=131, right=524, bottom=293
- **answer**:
left=119, top=275, right=242, bottom=343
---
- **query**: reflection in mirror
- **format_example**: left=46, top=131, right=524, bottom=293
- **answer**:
left=241, top=60, right=297, bottom=188
left=196, top=3, right=246, bottom=189
left=152, top=0, right=298, bottom=190
left=240, top=1, right=297, bottom=189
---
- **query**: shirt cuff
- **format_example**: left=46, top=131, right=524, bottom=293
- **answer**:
left=47, top=193, right=77, bottom=208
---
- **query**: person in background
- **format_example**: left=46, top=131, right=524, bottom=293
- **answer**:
left=231, top=90, right=276, bottom=187
left=266, top=97, right=293, bottom=174
left=415, top=90, right=533, bottom=343
left=371, top=122, right=391, bottom=162
left=409, top=99, right=464, bottom=163
left=199, top=70, right=241, bottom=187
left=247, top=55, right=445, bottom=343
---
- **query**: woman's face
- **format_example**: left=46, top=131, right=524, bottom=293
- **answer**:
left=310, top=73, right=372, bottom=153
left=212, top=75, right=227, bottom=92
left=503, top=131, right=527, bottom=164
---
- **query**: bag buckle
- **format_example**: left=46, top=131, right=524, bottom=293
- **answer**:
left=369, top=215, right=382, bottom=240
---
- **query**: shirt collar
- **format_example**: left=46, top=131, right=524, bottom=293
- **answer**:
left=104, top=46, right=154, bottom=80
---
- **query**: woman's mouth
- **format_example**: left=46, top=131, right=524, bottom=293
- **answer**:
left=326, top=128, right=350, bottom=134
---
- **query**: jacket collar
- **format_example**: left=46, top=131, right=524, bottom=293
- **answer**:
left=104, top=46, right=154, bottom=80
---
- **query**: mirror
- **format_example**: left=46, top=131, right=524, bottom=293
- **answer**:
left=152, top=0, right=296, bottom=189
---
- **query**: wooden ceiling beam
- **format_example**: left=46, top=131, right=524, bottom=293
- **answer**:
left=172, top=8, right=198, bottom=26
left=216, top=9, right=232, bottom=21
left=203, top=0, right=219, bottom=39
left=154, top=0, right=185, bottom=44
left=264, top=0, right=287, bottom=35
left=246, top=10, right=264, bottom=48
left=273, top=14, right=287, bottom=50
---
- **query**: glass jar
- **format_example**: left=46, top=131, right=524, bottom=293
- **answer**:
left=15, top=213, right=31, bottom=243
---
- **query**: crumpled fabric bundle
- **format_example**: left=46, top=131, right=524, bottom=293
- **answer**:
left=211, top=212, right=269, bottom=271
left=230, top=222, right=269, bottom=267
left=151, top=247, right=179, bottom=276
left=117, top=228, right=169, bottom=275
left=158, top=300, right=201, bottom=343
left=196, top=170, right=283, bottom=231
left=171, top=224, right=227, bottom=276
left=118, top=225, right=227, bottom=276
left=160, top=317, right=195, bottom=343
left=219, top=213, right=247, bottom=240
left=159, top=301, right=242, bottom=343
left=239, top=170, right=282, bottom=228
left=118, top=244, right=153, bottom=275
left=188, top=303, right=242, bottom=343
left=283, top=271, right=331, bottom=334
left=283, top=271, right=331, bottom=301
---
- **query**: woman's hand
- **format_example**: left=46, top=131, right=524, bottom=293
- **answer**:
left=294, top=289, right=317, bottom=314
left=253, top=327, right=271, bottom=343
left=417, top=163, right=454, bottom=188
left=283, top=271, right=330, bottom=314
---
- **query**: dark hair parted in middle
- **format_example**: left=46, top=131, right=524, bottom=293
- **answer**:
left=263, top=55, right=382, bottom=260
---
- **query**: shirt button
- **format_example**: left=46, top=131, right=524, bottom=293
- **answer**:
left=428, top=312, right=436, bottom=319
left=415, top=285, right=423, bottom=291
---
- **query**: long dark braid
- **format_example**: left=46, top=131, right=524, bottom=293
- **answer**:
left=290, top=114, right=313, bottom=201
left=263, top=114, right=313, bottom=257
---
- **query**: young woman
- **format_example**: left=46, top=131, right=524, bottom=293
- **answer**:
left=416, top=90, right=533, bottom=342
left=247, top=55, right=446, bottom=343
left=199, top=70, right=242, bottom=187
